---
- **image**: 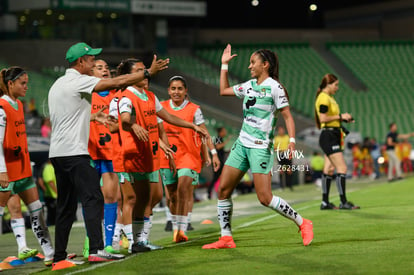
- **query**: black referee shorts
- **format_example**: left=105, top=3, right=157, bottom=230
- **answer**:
left=319, top=128, right=343, bottom=156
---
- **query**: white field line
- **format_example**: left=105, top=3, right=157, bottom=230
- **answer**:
left=66, top=202, right=320, bottom=274
left=65, top=186, right=366, bottom=274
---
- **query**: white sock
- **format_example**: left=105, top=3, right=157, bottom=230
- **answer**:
left=218, top=199, right=233, bottom=237
left=132, top=219, right=144, bottom=243
left=28, top=200, right=54, bottom=258
left=176, top=215, right=187, bottom=232
left=112, top=223, right=123, bottom=246
left=123, top=223, right=133, bottom=249
left=11, top=218, right=27, bottom=252
left=187, top=212, right=192, bottom=224
left=141, top=216, right=151, bottom=242
left=172, top=215, right=178, bottom=231
left=268, top=195, right=303, bottom=226
left=165, top=206, right=172, bottom=222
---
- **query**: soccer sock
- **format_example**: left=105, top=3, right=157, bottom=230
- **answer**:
left=0, top=206, right=3, bottom=235
left=322, top=173, right=333, bottom=203
left=141, top=216, right=151, bottom=242
left=176, top=215, right=187, bottom=232
left=112, top=222, right=123, bottom=246
left=165, top=206, right=172, bottom=222
left=28, top=200, right=54, bottom=258
left=172, top=215, right=178, bottom=231
left=123, top=223, right=133, bottom=248
left=103, top=202, right=118, bottom=247
left=132, top=218, right=144, bottom=243
left=218, top=199, right=233, bottom=237
left=187, top=212, right=192, bottom=225
left=336, top=173, right=348, bottom=203
left=268, top=195, right=303, bottom=226
left=11, top=218, right=27, bottom=251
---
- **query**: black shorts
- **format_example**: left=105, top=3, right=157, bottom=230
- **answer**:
left=319, top=128, right=343, bottom=156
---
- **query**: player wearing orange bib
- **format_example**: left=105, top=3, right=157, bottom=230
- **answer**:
left=0, top=67, right=54, bottom=266
left=116, top=59, right=207, bottom=252
left=107, top=89, right=136, bottom=252
left=87, top=60, right=121, bottom=255
left=160, top=76, right=220, bottom=243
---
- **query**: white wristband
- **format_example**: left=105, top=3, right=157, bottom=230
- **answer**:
left=289, top=137, right=296, bottom=144
left=210, top=149, right=218, bottom=155
left=221, top=64, right=228, bottom=71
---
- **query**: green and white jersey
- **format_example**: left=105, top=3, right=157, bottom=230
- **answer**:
left=233, top=77, right=289, bottom=149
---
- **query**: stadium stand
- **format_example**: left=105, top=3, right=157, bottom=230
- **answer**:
left=328, top=41, right=414, bottom=140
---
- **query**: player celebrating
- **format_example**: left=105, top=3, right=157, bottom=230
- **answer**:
left=203, top=44, right=313, bottom=249
left=160, top=75, right=220, bottom=243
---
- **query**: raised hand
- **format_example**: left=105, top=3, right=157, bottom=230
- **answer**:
left=221, top=44, right=238, bottom=65
left=148, top=55, right=170, bottom=76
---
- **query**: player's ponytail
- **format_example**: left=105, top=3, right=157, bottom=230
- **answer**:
left=255, top=49, right=289, bottom=101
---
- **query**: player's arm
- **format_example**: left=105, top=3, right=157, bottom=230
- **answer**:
left=119, top=97, right=149, bottom=142
left=397, top=133, right=414, bottom=140
left=158, top=122, right=177, bottom=176
left=0, top=109, right=8, bottom=188
left=156, top=108, right=208, bottom=138
left=94, top=55, right=169, bottom=92
left=280, top=106, right=296, bottom=153
left=199, top=123, right=220, bottom=172
left=220, top=44, right=238, bottom=96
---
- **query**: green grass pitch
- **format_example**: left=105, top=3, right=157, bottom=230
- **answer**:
left=1, top=176, right=414, bottom=274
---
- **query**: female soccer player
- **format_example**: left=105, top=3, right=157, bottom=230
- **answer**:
left=116, top=59, right=207, bottom=252
left=202, top=44, right=313, bottom=249
left=0, top=67, right=55, bottom=265
left=160, top=75, right=220, bottom=243
left=314, top=73, right=359, bottom=210
left=88, top=59, right=121, bottom=254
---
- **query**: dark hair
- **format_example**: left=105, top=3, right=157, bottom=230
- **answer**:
left=314, top=73, right=338, bottom=129
left=389, top=122, right=396, bottom=129
left=0, top=66, right=27, bottom=97
left=68, top=55, right=89, bottom=68
left=168, top=75, right=187, bottom=88
left=254, top=49, right=289, bottom=101
left=116, top=58, right=142, bottom=76
left=216, top=127, right=225, bottom=135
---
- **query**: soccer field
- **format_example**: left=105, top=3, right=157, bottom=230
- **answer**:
left=2, top=176, right=414, bottom=274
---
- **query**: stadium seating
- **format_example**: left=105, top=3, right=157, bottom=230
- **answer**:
left=328, top=41, right=414, bottom=140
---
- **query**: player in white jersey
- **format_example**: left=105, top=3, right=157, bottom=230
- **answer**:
left=203, top=44, right=314, bottom=249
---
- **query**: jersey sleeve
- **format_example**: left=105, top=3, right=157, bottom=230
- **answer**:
left=154, top=95, right=163, bottom=113
left=316, top=93, right=330, bottom=113
left=193, top=107, right=205, bottom=125
left=109, top=97, right=119, bottom=119
left=232, top=80, right=250, bottom=98
left=119, top=97, right=133, bottom=114
left=272, top=84, right=289, bottom=110
left=0, top=108, right=6, bottom=173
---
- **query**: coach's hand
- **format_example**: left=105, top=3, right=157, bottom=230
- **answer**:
left=148, top=55, right=170, bottom=76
